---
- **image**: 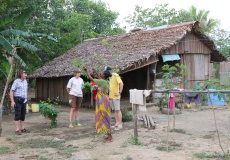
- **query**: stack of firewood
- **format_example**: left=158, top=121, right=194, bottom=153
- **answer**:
left=142, top=114, right=156, bottom=129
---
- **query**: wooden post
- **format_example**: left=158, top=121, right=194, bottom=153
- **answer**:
left=167, top=93, right=170, bottom=152
left=91, top=90, right=93, bottom=106
left=133, top=104, right=138, bottom=138
left=152, top=63, right=157, bottom=103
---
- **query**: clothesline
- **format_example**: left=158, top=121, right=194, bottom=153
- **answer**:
left=153, top=90, right=230, bottom=93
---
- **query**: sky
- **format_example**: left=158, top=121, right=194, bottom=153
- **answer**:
left=97, top=0, right=230, bottom=31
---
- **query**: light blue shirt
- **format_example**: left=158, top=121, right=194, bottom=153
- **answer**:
left=11, top=79, right=28, bottom=101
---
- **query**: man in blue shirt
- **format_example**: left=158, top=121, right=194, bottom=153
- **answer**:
left=10, top=70, right=30, bottom=135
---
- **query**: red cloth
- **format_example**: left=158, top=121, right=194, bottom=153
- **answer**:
left=169, top=93, right=175, bottom=111
left=91, top=81, right=98, bottom=100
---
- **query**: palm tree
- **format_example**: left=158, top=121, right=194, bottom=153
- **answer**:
left=0, top=7, right=57, bottom=136
left=189, top=5, right=219, bottom=33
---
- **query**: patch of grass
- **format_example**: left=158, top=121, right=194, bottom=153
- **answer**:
left=156, top=146, right=176, bottom=152
left=130, top=135, right=141, bottom=145
left=170, top=128, right=186, bottom=134
left=0, top=146, right=10, bottom=154
left=194, top=152, right=230, bottom=159
left=121, top=108, right=133, bottom=122
left=121, top=142, right=129, bottom=148
left=38, top=157, right=48, bottom=160
left=20, top=138, right=76, bottom=157
left=122, top=155, right=133, bottom=160
left=112, top=151, right=122, bottom=155
left=121, top=135, right=144, bottom=148
left=6, top=135, right=16, bottom=141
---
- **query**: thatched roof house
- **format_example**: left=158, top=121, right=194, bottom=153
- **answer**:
left=29, top=21, right=226, bottom=102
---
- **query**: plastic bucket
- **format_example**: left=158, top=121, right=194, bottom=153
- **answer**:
left=32, top=104, right=39, bottom=112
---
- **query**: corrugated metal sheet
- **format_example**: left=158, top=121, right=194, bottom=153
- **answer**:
left=162, top=54, right=180, bottom=62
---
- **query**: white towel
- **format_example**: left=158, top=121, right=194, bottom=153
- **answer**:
left=129, top=89, right=144, bottom=105
left=139, top=90, right=152, bottom=111
left=143, top=90, right=152, bottom=97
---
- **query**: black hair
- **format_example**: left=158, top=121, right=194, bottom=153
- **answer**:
left=103, top=70, right=112, bottom=80
left=104, top=66, right=112, bottom=71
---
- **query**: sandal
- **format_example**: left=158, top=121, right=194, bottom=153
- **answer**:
left=114, top=125, right=123, bottom=131
left=111, top=124, right=118, bottom=129
left=103, top=138, right=113, bottom=143
left=15, top=130, right=21, bottom=135
left=21, top=128, right=30, bottom=133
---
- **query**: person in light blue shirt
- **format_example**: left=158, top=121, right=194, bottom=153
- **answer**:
left=10, top=70, right=30, bottom=135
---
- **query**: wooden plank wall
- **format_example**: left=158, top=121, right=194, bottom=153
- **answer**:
left=220, top=62, right=230, bottom=85
left=162, top=33, right=211, bottom=54
left=160, top=33, right=211, bottom=89
left=36, top=76, right=71, bottom=102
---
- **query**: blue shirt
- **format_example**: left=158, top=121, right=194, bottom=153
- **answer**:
left=11, top=79, right=28, bottom=99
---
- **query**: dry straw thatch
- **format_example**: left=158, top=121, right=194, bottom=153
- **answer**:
left=29, top=21, right=226, bottom=78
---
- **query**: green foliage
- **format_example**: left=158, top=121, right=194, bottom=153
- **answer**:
left=39, top=97, right=60, bottom=128
left=82, top=82, right=93, bottom=93
left=121, top=108, right=133, bottom=122
left=0, top=146, right=10, bottom=154
left=211, top=29, right=230, bottom=56
left=125, top=4, right=190, bottom=28
left=157, top=63, right=187, bottom=90
left=188, top=6, right=219, bottom=33
left=125, top=4, right=218, bottom=34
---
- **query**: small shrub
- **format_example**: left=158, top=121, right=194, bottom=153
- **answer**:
left=121, top=108, right=133, bottom=122
left=130, top=135, right=140, bottom=145
left=82, top=82, right=93, bottom=93
left=39, top=98, right=60, bottom=128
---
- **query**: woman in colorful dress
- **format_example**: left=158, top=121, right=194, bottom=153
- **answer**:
left=84, top=67, right=113, bottom=142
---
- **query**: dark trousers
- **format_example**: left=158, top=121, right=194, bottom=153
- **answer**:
left=14, top=97, right=26, bottom=121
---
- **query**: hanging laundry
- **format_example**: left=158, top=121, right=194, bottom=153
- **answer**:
left=169, top=93, right=175, bottom=111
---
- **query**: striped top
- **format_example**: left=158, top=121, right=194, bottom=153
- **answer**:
left=11, top=78, right=28, bottom=99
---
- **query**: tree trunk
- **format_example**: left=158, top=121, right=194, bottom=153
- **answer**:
left=0, top=56, right=14, bottom=137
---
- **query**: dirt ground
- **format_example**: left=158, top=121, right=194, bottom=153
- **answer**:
left=0, top=98, right=230, bottom=160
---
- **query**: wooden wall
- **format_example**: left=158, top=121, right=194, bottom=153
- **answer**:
left=220, top=61, right=230, bottom=85
left=36, top=76, right=70, bottom=102
left=159, top=33, right=212, bottom=89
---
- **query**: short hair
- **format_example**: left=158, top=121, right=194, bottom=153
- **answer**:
left=73, top=68, right=81, bottom=76
left=17, top=70, right=26, bottom=78
left=103, top=70, right=112, bottom=79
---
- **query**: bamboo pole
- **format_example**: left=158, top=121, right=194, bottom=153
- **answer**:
left=207, top=90, right=226, bottom=157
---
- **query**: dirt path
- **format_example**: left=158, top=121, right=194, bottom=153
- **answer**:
left=0, top=105, right=230, bottom=160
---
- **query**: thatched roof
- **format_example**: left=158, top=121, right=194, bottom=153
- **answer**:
left=29, top=21, right=226, bottom=78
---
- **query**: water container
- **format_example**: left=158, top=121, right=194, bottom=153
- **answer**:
left=32, top=104, right=39, bottom=112
left=207, top=89, right=226, bottom=106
